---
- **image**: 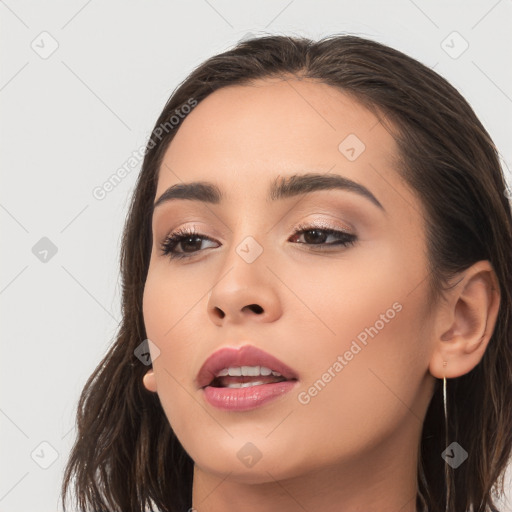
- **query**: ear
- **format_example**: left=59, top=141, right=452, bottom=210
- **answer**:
left=143, top=368, right=158, bottom=392
left=429, top=260, right=501, bottom=379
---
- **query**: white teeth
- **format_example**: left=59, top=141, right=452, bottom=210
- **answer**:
left=225, top=381, right=266, bottom=388
left=241, top=365, right=260, bottom=376
left=215, top=366, right=282, bottom=378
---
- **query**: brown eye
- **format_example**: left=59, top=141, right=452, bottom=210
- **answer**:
left=160, top=228, right=219, bottom=260
left=290, top=225, right=357, bottom=248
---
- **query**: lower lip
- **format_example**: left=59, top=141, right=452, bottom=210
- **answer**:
left=202, top=380, right=298, bottom=411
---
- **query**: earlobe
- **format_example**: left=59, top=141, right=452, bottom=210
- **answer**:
left=143, top=369, right=158, bottom=392
left=429, top=260, right=500, bottom=380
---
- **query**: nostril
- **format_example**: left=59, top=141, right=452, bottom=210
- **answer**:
left=213, top=307, right=225, bottom=319
left=246, top=304, right=263, bottom=314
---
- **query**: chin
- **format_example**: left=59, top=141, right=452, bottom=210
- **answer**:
left=194, top=458, right=295, bottom=485
left=189, top=438, right=310, bottom=484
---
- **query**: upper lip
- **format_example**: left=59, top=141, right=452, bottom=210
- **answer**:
left=195, top=344, right=298, bottom=389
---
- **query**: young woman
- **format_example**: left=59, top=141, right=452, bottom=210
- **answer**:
left=61, top=34, right=512, bottom=512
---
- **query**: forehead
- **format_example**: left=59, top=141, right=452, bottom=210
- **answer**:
left=155, top=78, right=418, bottom=220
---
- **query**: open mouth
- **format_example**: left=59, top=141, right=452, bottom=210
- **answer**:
left=208, top=366, right=292, bottom=388
left=197, top=348, right=300, bottom=411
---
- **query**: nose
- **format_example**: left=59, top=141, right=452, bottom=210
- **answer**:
left=206, top=244, right=283, bottom=326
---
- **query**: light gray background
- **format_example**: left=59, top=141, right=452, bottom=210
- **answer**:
left=1, top=1, right=511, bottom=511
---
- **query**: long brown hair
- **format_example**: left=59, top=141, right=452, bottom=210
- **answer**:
left=61, top=34, right=512, bottom=512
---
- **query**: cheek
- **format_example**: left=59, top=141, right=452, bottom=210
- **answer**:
left=141, top=259, right=224, bottom=381
left=285, top=241, right=431, bottom=416
left=142, top=260, right=208, bottom=342
left=291, top=303, right=430, bottom=464
left=142, top=264, right=205, bottom=387
left=142, top=268, right=202, bottom=428
left=283, top=242, right=404, bottom=342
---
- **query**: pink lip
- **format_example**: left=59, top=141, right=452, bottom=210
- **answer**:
left=196, top=344, right=299, bottom=411
left=202, top=380, right=298, bottom=411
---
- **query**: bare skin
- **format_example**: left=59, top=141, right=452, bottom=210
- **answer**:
left=142, top=77, right=500, bottom=511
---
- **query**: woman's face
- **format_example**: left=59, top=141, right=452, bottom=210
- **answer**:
left=142, top=78, right=437, bottom=484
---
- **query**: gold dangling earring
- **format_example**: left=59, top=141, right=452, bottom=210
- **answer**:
left=443, top=361, right=450, bottom=512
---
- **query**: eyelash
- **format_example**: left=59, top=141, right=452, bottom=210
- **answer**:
left=159, top=223, right=357, bottom=261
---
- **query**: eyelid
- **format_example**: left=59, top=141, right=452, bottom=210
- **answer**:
left=160, top=215, right=355, bottom=243
left=161, top=221, right=223, bottom=240
left=287, top=215, right=355, bottom=235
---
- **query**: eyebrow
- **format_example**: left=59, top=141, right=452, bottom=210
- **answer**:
left=152, top=172, right=384, bottom=212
